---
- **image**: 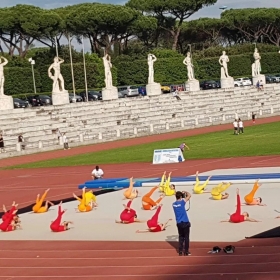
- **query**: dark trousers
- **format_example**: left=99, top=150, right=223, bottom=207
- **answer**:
left=177, top=222, right=190, bottom=253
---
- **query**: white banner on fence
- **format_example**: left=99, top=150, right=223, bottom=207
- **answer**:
left=152, top=148, right=185, bottom=164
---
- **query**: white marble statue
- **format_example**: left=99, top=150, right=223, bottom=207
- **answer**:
left=183, top=52, right=195, bottom=81
left=147, top=54, right=157, bottom=84
left=0, top=56, right=8, bottom=96
left=48, top=56, right=66, bottom=92
left=252, top=48, right=261, bottom=76
left=219, top=51, right=231, bottom=78
left=103, top=53, right=113, bottom=88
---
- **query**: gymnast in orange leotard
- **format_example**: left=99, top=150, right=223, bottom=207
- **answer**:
left=32, top=189, right=54, bottom=213
left=123, top=177, right=139, bottom=200
left=142, top=186, right=165, bottom=210
left=244, top=180, right=266, bottom=206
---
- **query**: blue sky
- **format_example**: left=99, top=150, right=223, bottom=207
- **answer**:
left=1, top=0, right=279, bottom=52
left=1, top=0, right=280, bottom=19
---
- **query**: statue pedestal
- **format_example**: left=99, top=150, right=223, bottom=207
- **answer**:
left=252, top=75, right=266, bottom=86
left=102, top=86, right=118, bottom=101
left=220, top=77, right=234, bottom=88
left=146, top=82, right=161, bottom=96
left=52, top=91, right=69, bottom=105
left=0, top=95, right=14, bottom=110
left=185, top=79, right=200, bottom=92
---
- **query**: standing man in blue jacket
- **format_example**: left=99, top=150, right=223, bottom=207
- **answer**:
left=172, top=191, right=191, bottom=256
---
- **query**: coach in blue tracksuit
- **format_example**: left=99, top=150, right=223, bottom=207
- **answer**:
left=172, top=191, right=191, bottom=256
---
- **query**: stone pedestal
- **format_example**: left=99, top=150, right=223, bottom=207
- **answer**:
left=185, top=79, right=200, bottom=92
left=102, top=86, right=118, bottom=101
left=220, top=77, right=234, bottom=88
left=52, top=91, right=69, bottom=105
left=146, top=82, right=161, bottom=96
left=0, top=95, right=14, bottom=110
left=252, top=75, right=266, bottom=86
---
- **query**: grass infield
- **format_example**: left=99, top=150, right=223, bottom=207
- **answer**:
left=7, top=122, right=280, bottom=169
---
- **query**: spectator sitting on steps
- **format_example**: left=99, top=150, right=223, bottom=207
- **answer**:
left=91, top=166, right=104, bottom=180
left=173, top=90, right=181, bottom=100
left=18, top=134, right=25, bottom=150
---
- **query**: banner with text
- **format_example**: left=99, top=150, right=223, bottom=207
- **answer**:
left=152, top=148, right=185, bottom=164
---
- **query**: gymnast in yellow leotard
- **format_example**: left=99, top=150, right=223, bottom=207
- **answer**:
left=193, top=171, right=212, bottom=194
left=158, top=172, right=175, bottom=196
left=211, top=182, right=232, bottom=200
left=159, top=171, right=167, bottom=192
left=73, top=187, right=93, bottom=212
left=84, top=190, right=98, bottom=207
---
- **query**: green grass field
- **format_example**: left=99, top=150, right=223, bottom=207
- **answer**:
left=8, top=122, right=280, bottom=169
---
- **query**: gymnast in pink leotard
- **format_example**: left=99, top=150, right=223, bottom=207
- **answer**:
left=50, top=202, right=72, bottom=232
left=221, top=189, right=260, bottom=223
left=136, top=205, right=172, bottom=233
left=115, top=200, right=144, bottom=224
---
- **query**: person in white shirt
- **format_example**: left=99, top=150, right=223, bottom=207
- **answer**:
left=233, top=119, right=238, bottom=135
left=62, top=133, right=70, bottom=150
left=91, top=166, right=104, bottom=180
left=238, top=118, right=244, bottom=134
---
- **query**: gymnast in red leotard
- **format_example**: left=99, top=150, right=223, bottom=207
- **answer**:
left=2, top=201, right=18, bottom=221
left=221, top=189, right=260, bottom=223
left=0, top=208, right=19, bottom=232
left=50, top=202, right=72, bottom=232
left=115, top=199, right=144, bottom=224
left=136, top=205, right=172, bottom=233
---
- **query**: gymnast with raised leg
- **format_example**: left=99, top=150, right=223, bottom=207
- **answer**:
left=32, top=189, right=54, bottom=213
left=115, top=199, right=144, bottom=224
left=243, top=180, right=266, bottom=206
left=159, top=171, right=167, bottom=192
left=2, top=201, right=18, bottom=221
left=163, top=172, right=176, bottom=196
left=211, top=182, right=232, bottom=200
left=136, top=204, right=172, bottom=233
left=193, top=171, right=212, bottom=194
left=221, top=189, right=260, bottom=223
left=50, top=202, right=72, bottom=232
left=142, top=186, right=165, bottom=210
left=0, top=209, right=20, bottom=232
left=123, top=177, right=139, bottom=200
left=84, top=190, right=98, bottom=208
left=73, top=187, right=93, bottom=212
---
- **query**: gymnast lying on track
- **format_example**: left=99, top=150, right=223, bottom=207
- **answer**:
left=123, top=177, right=139, bottom=200
left=50, top=202, right=72, bottom=232
left=221, top=189, right=260, bottom=223
left=136, top=205, right=172, bottom=233
left=142, top=186, right=165, bottom=210
left=32, top=188, right=54, bottom=213
left=193, top=171, right=212, bottom=194
left=243, top=180, right=266, bottom=206
left=115, top=199, right=144, bottom=224
left=0, top=208, right=21, bottom=232
left=73, top=187, right=95, bottom=212
left=211, top=182, right=232, bottom=200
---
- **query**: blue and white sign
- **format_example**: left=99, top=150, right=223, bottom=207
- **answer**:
left=153, top=148, right=185, bottom=164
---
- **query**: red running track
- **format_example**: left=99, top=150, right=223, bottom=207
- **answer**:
left=0, top=115, right=280, bottom=279
left=1, top=239, right=280, bottom=280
